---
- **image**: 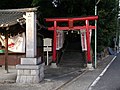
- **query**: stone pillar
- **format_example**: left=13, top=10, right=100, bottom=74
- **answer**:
left=16, top=11, right=44, bottom=83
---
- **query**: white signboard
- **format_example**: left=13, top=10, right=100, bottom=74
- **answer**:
left=81, top=30, right=87, bottom=51
left=43, top=38, right=52, bottom=46
left=44, top=47, right=52, bottom=51
left=56, top=30, right=64, bottom=50
left=43, top=38, right=52, bottom=52
left=80, top=29, right=92, bottom=51
left=43, top=38, right=52, bottom=65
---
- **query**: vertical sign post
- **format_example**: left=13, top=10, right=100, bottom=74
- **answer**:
left=43, top=38, right=52, bottom=65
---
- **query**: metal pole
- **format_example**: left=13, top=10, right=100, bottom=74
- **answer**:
left=95, top=5, right=97, bottom=68
left=118, top=0, right=120, bottom=52
left=115, top=0, right=119, bottom=53
left=96, top=0, right=101, bottom=5
left=47, top=51, right=49, bottom=65
left=47, top=46, right=49, bottom=65
left=94, top=0, right=101, bottom=68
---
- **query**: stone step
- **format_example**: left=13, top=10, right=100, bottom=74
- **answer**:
left=59, top=64, right=84, bottom=67
left=60, top=61, right=84, bottom=63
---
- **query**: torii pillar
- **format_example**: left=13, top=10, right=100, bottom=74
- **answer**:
left=16, top=8, right=44, bottom=83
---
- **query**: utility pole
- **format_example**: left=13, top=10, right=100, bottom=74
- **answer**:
left=118, top=0, right=120, bottom=52
left=94, top=0, right=101, bottom=68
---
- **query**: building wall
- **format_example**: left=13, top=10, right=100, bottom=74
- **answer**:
left=0, top=48, right=43, bottom=66
left=0, top=53, right=25, bottom=66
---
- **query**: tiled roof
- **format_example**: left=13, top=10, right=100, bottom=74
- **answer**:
left=0, top=12, right=24, bottom=27
left=0, top=7, right=38, bottom=28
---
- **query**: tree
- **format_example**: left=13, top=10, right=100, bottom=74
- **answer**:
left=0, top=0, right=32, bottom=9
left=0, top=0, right=117, bottom=53
left=32, top=0, right=117, bottom=53
left=32, top=0, right=95, bottom=17
left=97, top=0, right=117, bottom=52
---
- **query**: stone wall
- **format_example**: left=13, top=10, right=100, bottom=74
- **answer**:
left=16, top=64, right=44, bottom=83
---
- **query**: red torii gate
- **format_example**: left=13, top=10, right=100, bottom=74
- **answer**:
left=45, top=16, right=98, bottom=65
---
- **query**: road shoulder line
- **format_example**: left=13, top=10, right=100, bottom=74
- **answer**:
left=88, top=56, right=117, bottom=90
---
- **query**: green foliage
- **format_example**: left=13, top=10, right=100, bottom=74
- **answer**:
left=0, top=0, right=118, bottom=53
left=31, top=0, right=95, bottom=17
left=32, top=0, right=41, bottom=6
left=32, top=0, right=117, bottom=53
left=96, top=0, right=117, bottom=52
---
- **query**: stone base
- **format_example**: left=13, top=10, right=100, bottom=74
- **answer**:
left=50, top=63, right=57, bottom=68
left=16, top=64, right=44, bottom=84
left=21, top=57, right=41, bottom=65
left=87, top=63, right=94, bottom=70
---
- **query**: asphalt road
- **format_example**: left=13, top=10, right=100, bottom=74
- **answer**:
left=91, top=53, right=120, bottom=90
left=0, top=55, right=116, bottom=90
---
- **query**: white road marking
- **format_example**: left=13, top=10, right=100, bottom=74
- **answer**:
left=88, top=56, right=117, bottom=90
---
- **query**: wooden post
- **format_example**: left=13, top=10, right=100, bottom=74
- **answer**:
left=86, top=20, right=91, bottom=63
left=5, top=30, right=8, bottom=73
left=52, top=21, right=57, bottom=62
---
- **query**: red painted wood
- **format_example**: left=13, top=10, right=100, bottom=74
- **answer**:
left=46, top=16, right=98, bottom=22
left=46, top=16, right=98, bottom=63
left=47, top=26, right=96, bottom=31
left=85, top=20, right=91, bottom=63
left=52, top=21, right=57, bottom=62
left=68, top=20, right=73, bottom=29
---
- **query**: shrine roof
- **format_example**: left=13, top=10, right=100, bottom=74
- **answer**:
left=0, top=11, right=24, bottom=28
left=0, top=7, right=38, bottom=28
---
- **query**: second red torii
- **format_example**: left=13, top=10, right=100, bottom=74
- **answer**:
left=45, top=16, right=98, bottom=64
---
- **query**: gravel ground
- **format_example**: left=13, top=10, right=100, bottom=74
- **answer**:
left=0, top=55, right=115, bottom=90
left=0, top=64, right=84, bottom=90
